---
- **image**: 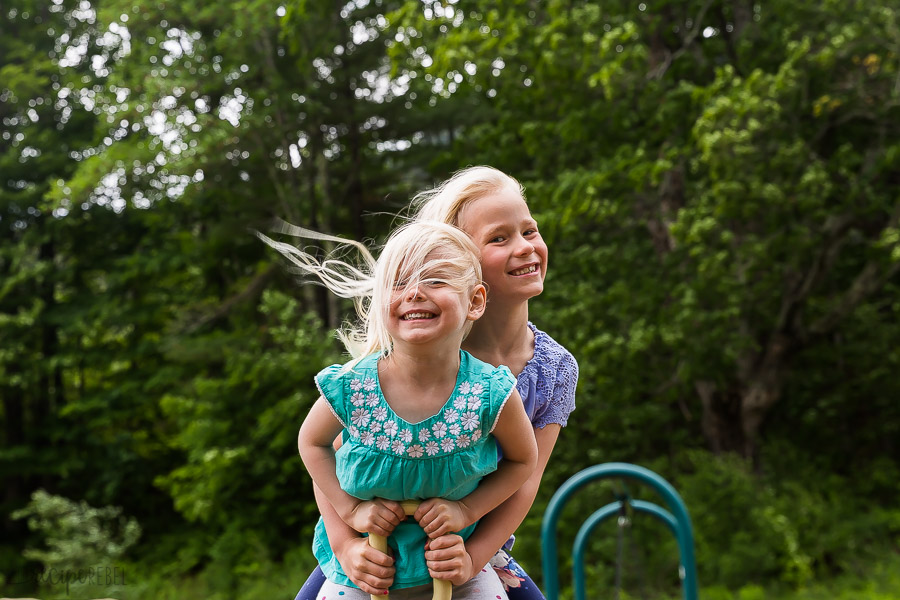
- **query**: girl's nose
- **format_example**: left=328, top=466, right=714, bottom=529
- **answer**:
left=514, top=236, right=535, bottom=256
left=405, top=285, right=423, bottom=301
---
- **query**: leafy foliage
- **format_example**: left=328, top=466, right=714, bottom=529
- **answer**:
left=12, top=490, right=141, bottom=570
left=2, top=0, right=899, bottom=598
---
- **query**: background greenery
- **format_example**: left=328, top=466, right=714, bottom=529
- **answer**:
left=2, top=0, right=899, bottom=598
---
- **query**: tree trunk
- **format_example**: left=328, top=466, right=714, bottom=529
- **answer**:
left=697, top=334, right=790, bottom=460
left=696, top=380, right=746, bottom=455
left=37, top=235, right=62, bottom=489
left=739, top=381, right=781, bottom=461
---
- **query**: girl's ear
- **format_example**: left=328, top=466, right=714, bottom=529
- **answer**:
left=467, top=284, right=487, bottom=321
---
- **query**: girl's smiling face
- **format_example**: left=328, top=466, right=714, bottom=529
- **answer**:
left=386, top=251, right=486, bottom=350
left=457, top=189, right=548, bottom=304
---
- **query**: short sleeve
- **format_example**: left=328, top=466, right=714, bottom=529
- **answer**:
left=533, top=351, right=579, bottom=429
left=487, top=365, right=517, bottom=433
left=314, top=364, right=350, bottom=428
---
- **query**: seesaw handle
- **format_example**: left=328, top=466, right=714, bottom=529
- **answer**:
left=368, top=500, right=452, bottom=600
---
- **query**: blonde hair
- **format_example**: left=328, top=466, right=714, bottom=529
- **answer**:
left=258, top=220, right=483, bottom=366
left=412, top=166, right=525, bottom=227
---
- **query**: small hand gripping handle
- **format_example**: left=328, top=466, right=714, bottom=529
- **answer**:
left=367, top=500, right=452, bottom=600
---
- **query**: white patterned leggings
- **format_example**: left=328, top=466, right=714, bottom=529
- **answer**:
left=318, top=566, right=509, bottom=600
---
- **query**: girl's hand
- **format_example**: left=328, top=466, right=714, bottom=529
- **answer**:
left=415, top=499, right=471, bottom=538
left=334, top=535, right=396, bottom=595
left=425, top=534, right=476, bottom=586
left=345, top=498, right=406, bottom=536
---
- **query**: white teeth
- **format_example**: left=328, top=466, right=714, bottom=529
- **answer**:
left=510, top=265, right=537, bottom=276
left=402, top=312, right=435, bottom=320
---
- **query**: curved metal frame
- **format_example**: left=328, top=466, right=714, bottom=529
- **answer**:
left=541, top=462, right=699, bottom=600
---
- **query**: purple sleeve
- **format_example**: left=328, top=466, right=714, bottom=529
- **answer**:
left=532, top=350, right=578, bottom=429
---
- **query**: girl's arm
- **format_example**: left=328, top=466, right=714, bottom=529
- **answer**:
left=415, top=389, right=537, bottom=537
left=298, top=397, right=404, bottom=536
left=425, top=423, right=560, bottom=584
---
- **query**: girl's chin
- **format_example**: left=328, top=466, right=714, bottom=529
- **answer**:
left=488, top=285, right=544, bottom=305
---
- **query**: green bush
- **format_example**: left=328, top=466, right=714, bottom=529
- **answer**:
left=673, top=449, right=900, bottom=590
left=10, top=490, right=140, bottom=597
left=12, top=489, right=141, bottom=571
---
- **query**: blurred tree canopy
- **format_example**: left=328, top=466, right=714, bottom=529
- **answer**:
left=2, top=0, right=899, bottom=597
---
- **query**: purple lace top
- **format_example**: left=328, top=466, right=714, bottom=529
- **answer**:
left=517, top=322, right=578, bottom=429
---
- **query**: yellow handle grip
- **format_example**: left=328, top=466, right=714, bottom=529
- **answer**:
left=368, top=500, right=452, bottom=600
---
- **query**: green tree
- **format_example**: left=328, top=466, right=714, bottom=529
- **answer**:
left=30, top=0, right=467, bottom=577
left=0, top=0, right=102, bottom=572
left=386, top=0, right=900, bottom=461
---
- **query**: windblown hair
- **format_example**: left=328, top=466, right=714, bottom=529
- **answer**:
left=258, top=220, right=483, bottom=367
left=411, top=165, right=525, bottom=226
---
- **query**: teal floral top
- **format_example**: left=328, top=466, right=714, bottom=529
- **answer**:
left=311, top=350, right=517, bottom=589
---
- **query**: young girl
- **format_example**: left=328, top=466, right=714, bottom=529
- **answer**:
left=295, top=167, right=578, bottom=600
left=268, top=221, right=539, bottom=599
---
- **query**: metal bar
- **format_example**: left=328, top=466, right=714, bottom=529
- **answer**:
left=572, top=500, right=678, bottom=600
left=541, top=462, right=699, bottom=600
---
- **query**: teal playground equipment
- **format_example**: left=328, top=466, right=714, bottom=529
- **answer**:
left=541, top=462, right=699, bottom=600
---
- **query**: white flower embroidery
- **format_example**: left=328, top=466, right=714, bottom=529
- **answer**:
left=418, top=429, right=431, bottom=442
left=461, top=412, right=479, bottom=431
left=376, top=435, right=390, bottom=450
left=360, top=431, right=375, bottom=445
left=470, top=382, right=484, bottom=396
left=471, top=428, right=481, bottom=442
left=459, top=381, right=471, bottom=395
left=366, top=393, right=379, bottom=407
left=425, top=441, right=440, bottom=456
left=467, top=396, right=481, bottom=411
left=383, top=421, right=399, bottom=436
left=444, top=409, right=459, bottom=423
left=441, top=437, right=455, bottom=452
left=351, top=392, right=366, bottom=407
left=351, top=408, right=370, bottom=428
left=363, top=377, right=376, bottom=391
left=349, top=426, right=359, bottom=438
left=432, top=422, right=448, bottom=438
left=456, top=434, right=471, bottom=448
left=449, top=423, right=461, bottom=436
left=373, top=406, right=388, bottom=421
left=391, top=439, right=405, bottom=454
left=408, top=444, right=424, bottom=458
left=400, top=429, right=413, bottom=443
left=350, top=379, right=362, bottom=391
left=370, top=421, right=382, bottom=434
left=453, top=397, right=467, bottom=411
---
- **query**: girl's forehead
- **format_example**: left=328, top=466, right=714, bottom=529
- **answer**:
left=393, top=247, right=467, bottom=277
left=458, top=189, right=531, bottom=231
left=423, top=247, right=458, bottom=261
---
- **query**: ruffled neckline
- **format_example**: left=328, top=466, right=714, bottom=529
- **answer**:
left=372, top=350, right=468, bottom=426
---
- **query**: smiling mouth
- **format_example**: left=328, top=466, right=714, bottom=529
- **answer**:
left=401, top=312, right=436, bottom=320
left=510, top=264, right=538, bottom=276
